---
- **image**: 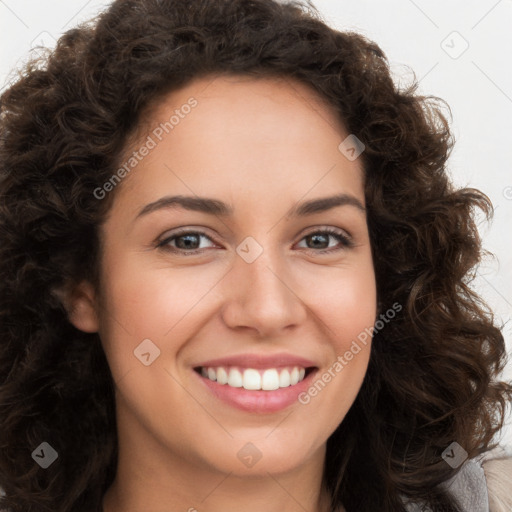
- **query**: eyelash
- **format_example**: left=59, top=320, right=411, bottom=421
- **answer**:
left=156, top=227, right=353, bottom=256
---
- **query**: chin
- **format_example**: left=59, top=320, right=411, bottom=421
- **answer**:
left=199, top=434, right=322, bottom=477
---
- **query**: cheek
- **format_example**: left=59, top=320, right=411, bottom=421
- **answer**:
left=302, top=257, right=377, bottom=346
left=334, top=273, right=377, bottom=351
left=295, top=258, right=376, bottom=423
left=96, top=257, right=227, bottom=379
left=101, top=256, right=223, bottom=332
left=329, top=264, right=376, bottom=382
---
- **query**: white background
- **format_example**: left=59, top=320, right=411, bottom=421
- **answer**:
left=1, top=0, right=511, bottom=450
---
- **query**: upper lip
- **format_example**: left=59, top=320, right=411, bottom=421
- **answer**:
left=194, top=352, right=318, bottom=369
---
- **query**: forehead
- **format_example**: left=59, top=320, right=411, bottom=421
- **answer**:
left=111, top=74, right=365, bottom=220
left=130, top=74, right=351, bottom=169
left=143, top=73, right=345, bottom=132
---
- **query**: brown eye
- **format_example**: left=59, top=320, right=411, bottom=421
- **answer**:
left=296, top=228, right=353, bottom=254
left=157, top=230, right=217, bottom=255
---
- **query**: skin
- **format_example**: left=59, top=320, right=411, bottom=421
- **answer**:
left=65, top=74, right=377, bottom=512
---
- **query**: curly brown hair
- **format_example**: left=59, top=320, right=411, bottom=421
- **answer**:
left=0, top=0, right=510, bottom=511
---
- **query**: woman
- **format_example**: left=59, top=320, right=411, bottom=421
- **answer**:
left=0, top=0, right=511, bottom=511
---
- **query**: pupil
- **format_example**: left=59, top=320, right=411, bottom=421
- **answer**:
left=178, top=234, right=198, bottom=249
left=310, top=234, right=327, bottom=248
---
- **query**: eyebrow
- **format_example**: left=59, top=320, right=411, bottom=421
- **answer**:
left=134, top=193, right=365, bottom=221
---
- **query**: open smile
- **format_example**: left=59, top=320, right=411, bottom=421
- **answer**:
left=194, top=365, right=318, bottom=413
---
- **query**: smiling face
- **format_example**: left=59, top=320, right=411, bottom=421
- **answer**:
left=69, top=74, right=377, bottom=490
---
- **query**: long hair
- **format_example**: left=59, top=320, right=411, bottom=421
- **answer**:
left=0, top=1, right=510, bottom=510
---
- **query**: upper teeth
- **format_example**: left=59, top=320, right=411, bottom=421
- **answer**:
left=200, top=366, right=307, bottom=390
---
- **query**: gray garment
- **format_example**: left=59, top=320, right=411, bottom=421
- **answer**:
left=403, top=457, right=489, bottom=512
left=443, top=457, right=489, bottom=512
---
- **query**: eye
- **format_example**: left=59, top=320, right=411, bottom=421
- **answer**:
left=156, top=230, right=218, bottom=255
left=156, top=227, right=353, bottom=256
left=295, top=227, right=353, bottom=254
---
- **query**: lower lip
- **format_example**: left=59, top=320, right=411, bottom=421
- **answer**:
left=195, top=369, right=318, bottom=413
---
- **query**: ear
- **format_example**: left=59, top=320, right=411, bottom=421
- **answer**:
left=53, top=280, right=99, bottom=333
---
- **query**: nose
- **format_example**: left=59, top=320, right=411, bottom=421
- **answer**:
left=219, top=243, right=308, bottom=337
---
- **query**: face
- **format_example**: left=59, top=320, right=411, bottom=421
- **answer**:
left=70, top=74, right=377, bottom=480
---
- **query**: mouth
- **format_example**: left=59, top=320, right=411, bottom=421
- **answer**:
left=193, top=365, right=317, bottom=391
left=193, top=364, right=319, bottom=413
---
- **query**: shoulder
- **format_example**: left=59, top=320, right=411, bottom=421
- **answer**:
left=481, top=447, right=512, bottom=512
